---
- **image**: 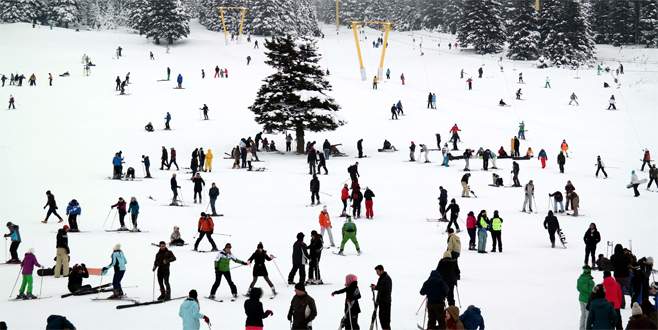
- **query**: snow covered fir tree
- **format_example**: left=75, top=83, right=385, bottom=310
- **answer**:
left=540, top=0, right=595, bottom=66
left=144, top=0, right=190, bottom=44
left=249, top=35, right=343, bottom=153
left=506, top=0, right=539, bottom=60
left=457, top=0, right=506, bottom=54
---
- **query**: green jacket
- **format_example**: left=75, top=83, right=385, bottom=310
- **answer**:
left=491, top=217, right=503, bottom=231
left=214, top=250, right=246, bottom=272
left=577, top=268, right=594, bottom=303
left=342, top=221, right=357, bottom=235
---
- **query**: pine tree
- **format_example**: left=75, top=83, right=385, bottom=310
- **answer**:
left=640, top=0, right=657, bottom=47
left=250, top=0, right=285, bottom=35
left=340, top=0, right=367, bottom=24
left=538, top=0, right=562, bottom=49
left=506, top=0, right=539, bottom=60
left=145, top=0, right=190, bottom=44
left=249, top=35, right=344, bottom=154
left=1, top=0, right=31, bottom=23
left=294, top=0, right=321, bottom=36
left=443, top=0, right=462, bottom=34
left=541, top=0, right=594, bottom=66
left=564, top=0, right=595, bottom=64
left=125, top=0, right=150, bottom=34
left=457, top=0, right=506, bottom=54
left=421, top=0, right=447, bottom=30
left=610, top=0, right=634, bottom=46
left=49, top=0, right=81, bottom=28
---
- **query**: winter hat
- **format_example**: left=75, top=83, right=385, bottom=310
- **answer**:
left=189, top=289, right=198, bottom=299
left=159, top=241, right=166, bottom=246
left=296, top=232, right=305, bottom=240
left=322, top=205, right=327, bottom=211
left=28, top=248, right=34, bottom=254
left=5, top=221, right=12, bottom=227
left=647, top=256, right=654, bottom=265
left=631, top=302, right=643, bottom=316
left=63, top=225, right=69, bottom=231
left=345, top=274, right=358, bottom=286
left=443, top=251, right=452, bottom=259
left=294, top=282, right=306, bottom=292
left=257, top=242, right=264, bottom=249
left=446, top=306, right=460, bottom=320
left=113, top=244, right=121, bottom=251
left=311, top=230, right=318, bottom=236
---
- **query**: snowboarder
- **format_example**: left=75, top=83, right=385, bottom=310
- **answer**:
left=476, top=210, right=490, bottom=253
left=244, top=287, right=274, bottom=328
left=153, top=241, right=176, bottom=301
left=595, top=156, right=608, bottom=178
left=287, top=283, right=317, bottom=329
left=65, top=199, right=81, bottom=232
left=200, top=104, right=209, bottom=120
left=127, top=197, right=140, bottom=232
left=569, top=92, right=579, bottom=105
left=4, top=222, right=21, bottom=263
left=288, top=232, right=309, bottom=284
left=370, top=265, right=392, bottom=330
left=192, top=173, right=205, bottom=204
left=42, top=190, right=63, bottom=223
left=419, top=270, right=449, bottom=329
left=176, top=74, right=183, bottom=88
left=583, top=223, right=600, bottom=268
left=310, top=174, right=320, bottom=205
left=179, top=290, right=211, bottom=330
left=332, top=274, right=361, bottom=330
left=247, top=242, right=277, bottom=295
left=364, top=187, right=375, bottom=219
left=307, top=231, right=323, bottom=285
left=339, top=216, right=361, bottom=255
left=209, top=243, right=248, bottom=300
left=101, top=243, right=127, bottom=299
left=194, top=213, right=218, bottom=251
left=460, top=173, right=471, bottom=198
left=607, top=95, right=616, bottom=110
left=629, top=170, right=641, bottom=197
left=490, top=211, right=503, bottom=252
left=557, top=151, right=566, bottom=173
left=16, top=249, right=41, bottom=299
left=511, top=161, right=521, bottom=187
left=522, top=180, right=535, bottom=212
left=8, top=94, right=15, bottom=109
left=164, top=112, right=171, bottom=130
left=549, top=191, right=564, bottom=213
left=445, top=199, right=460, bottom=232
left=543, top=211, right=560, bottom=248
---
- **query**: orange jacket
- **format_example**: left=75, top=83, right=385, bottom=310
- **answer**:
left=198, top=216, right=214, bottom=232
left=319, top=211, right=331, bottom=228
left=561, top=142, right=568, bottom=152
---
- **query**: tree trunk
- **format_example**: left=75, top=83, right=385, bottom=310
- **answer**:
left=155, top=37, right=160, bottom=45
left=295, top=126, right=305, bottom=154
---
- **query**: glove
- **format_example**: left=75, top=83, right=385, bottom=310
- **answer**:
left=152, top=267, right=156, bottom=272
left=102, top=267, right=107, bottom=272
left=265, top=310, right=273, bottom=317
left=203, top=316, right=210, bottom=324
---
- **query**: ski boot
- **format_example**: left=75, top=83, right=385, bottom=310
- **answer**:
left=157, top=290, right=166, bottom=301
left=108, top=290, right=120, bottom=299
left=118, top=226, right=128, bottom=231
left=165, top=290, right=171, bottom=301
left=16, top=293, right=25, bottom=300
left=357, top=250, right=362, bottom=256
left=25, top=293, right=37, bottom=300
left=337, top=250, right=344, bottom=256
left=208, top=294, right=215, bottom=299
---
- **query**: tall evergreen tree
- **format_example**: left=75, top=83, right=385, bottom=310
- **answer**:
left=250, top=35, right=343, bottom=154
left=145, top=0, right=190, bottom=44
left=590, top=0, right=612, bottom=44
left=1, top=0, right=32, bottom=23
left=457, top=0, right=506, bottom=54
left=640, top=0, right=657, bottom=47
left=49, top=0, right=81, bottom=28
left=443, top=0, right=462, bottom=33
left=507, top=0, right=539, bottom=60
left=542, top=0, right=595, bottom=66
left=421, top=0, right=447, bottom=31
left=538, top=0, right=562, bottom=50
left=125, top=0, right=150, bottom=34
left=610, top=0, right=634, bottom=46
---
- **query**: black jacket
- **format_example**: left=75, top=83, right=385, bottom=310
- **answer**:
left=208, top=187, right=219, bottom=199
left=309, top=236, right=323, bottom=259
left=583, top=229, right=601, bottom=247
left=310, top=177, right=320, bottom=192
left=46, top=315, right=76, bottom=330
left=307, top=150, right=317, bottom=163
left=446, top=203, right=460, bottom=218
left=543, top=215, right=560, bottom=231
left=317, top=153, right=326, bottom=166
left=333, top=281, right=361, bottom=315
left=557, top=152, right=566, bottom=165
left=244, top=298, right=270, bottom=327
left=419, top=270, right=448, bottom=304
left=67, top=265, right=89, bottom=293
left=192, top=177, right=205, bottom=192
left=248, top=249, right=272, bottom=277
left=153, top=249, right=176, bottom=271
left=323, top=140, right=331, bottom=150
left=374, top=272, right=392, bottom=305
left=170, top=177, right=178, bottom=190
left=288, top=293, right=317, bottom=328
left=512, top=162, right=520, bottom=175
left=56, top=229, right=69, bottom=252
left=461, top=174, right=470, bottom=183
left=45, top=194, right=57, bottom=209
left=439, top=189, right=447, bottom=205
left=291, top=239, right=309, bottom=265
left=364, top=188, right=375, bottom=201
left=437, top=257, right=460, bottom=286
left=549, top=191, right=563, bottom=202
left=348, top=165, right=359, bottom=177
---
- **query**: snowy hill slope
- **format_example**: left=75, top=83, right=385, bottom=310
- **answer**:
left=0, top=22, right=657, bottom=329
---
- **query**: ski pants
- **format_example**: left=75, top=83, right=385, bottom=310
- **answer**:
left=341, top=199, right=348, bottom=213
left=541, top=158, right=546, bottom=168
left=54, top=248, right=69, bottom=278
left=464, top=158, right=470, bottom=170
left=45, top=208, right=63, bottom=222
left=9, top=241, right=20, bottom=260
left=311, top=191, right=320, bottom=204
left=548, top=229, right=557, bottom=247
left=491, top=230, right=502, bottom=252
left=130, top=213, right=138, bottom=228
left=112, top=270, right=125, bottom=294
left=342, top=313, right=359, bottom=330
left=160, top=159, right=168, bottom=170
left=513, top=174, right=520, bottom=187
left=157, top=268, right=170, bottom=294
left=19, top=274, right=33, bottom=294
left=553, top=200, right=564, bottom=213
left=439, top=202, right=447, bottom=219
left=559, top=163, right=565, bottom=173
left=118, top=211, right=126, bottom=227
left=249, top=275, right=274, bottom=291
left=461, top=181, right=469, bottom=197
left=632, top=184, right=640, bottom=197
left=210, top=270, right=237, bottom=296
left=365, top=200, right=373, bottom=218
left=168, top=159, right=179, bottom=170
left=647, top=177, right=657, bottom=189
left=320, top=226, right=335, bottom=246
left=288, top=263, right=306, bottom=284
left=426, top=302, right=446, bottom=329
left=317, top=163, right=328, bottom=175
left=308, top=162, right=316, bottom=175
left=194, top=190, right=202, bottom=202
left=447, top=214, right=459, bottom=231
left=641, top=160, right=650, bottom=171
left=194, top=232, right=217, bottom=251
left=68, top=214, right=78, bottom=231
left=410, top=151, right=415, bottom=161
left=477, top=228, right=488, bottom=252
left=352, top=201, right=361, bottom=218
left=523, top=194, right=533, bottom=211
left=585, top=244, right=596, bottom=267
left=340, top=232, right=360, bottom=252
left=171, top=188, right=179, bottom=204
left=596, top=166, right=608, bottom=178
left=608, top=103, right=617, bottom=110
left=378, top=302, right=391, bottom=329
left=467, top=228, right=476, bottom=249
left=308, top=256, right=321, bottom=281
left=209, top=197, right=217, bottom=215
left=579, top=302, right=588, bottom=330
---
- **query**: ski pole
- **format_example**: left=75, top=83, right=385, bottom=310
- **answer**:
left=415, top=297, right=427, bottom=315
left=455, top=283, right=462, bottom=308
left=212, top=233, right=232, bottom=237
left=205, top=202, right=210, bottom=213
left=39, top=267, right=45, bottom=298
left=9, top=266, right=22, bottom=298
left=152, top=270, right=156, bottom=301
left=231, top=264, right=246, bottom=270
left=102, top=208, right=114, bottom=229
left=271, top=258, right=289, bottom=287
left=532, top=195, right=537, bottom=213
left=4, top=237, right=7, bottom=262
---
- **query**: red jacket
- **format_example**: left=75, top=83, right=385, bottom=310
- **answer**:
left=644, top=150, right=651, bottom=161
left=198, top=216, right=214, bottom=232
left=466, top=214, right=476, bottom=229
left=341, top=187, right=349, bottom=201
left=602, top=276, right=622, bottom=309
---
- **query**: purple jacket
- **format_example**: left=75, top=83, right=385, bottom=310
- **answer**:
left=21, top=253, right=41, bottom=275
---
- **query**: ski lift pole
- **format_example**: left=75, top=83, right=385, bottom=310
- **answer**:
left=271, top=258, right=289, bottom=287
left=351, top=22, right=366, bottom=81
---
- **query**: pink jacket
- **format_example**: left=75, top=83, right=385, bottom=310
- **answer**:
left=21, top=252, right=41, bottom=275
left=466, top=215, right=477, bottom=229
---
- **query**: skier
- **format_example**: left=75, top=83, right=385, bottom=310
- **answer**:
left=319, top=206, right=335, bottom=247
left=4, top=222, right=21, bottom=263
left=516, top=88, right=522, bottom=100
left=164, top=112, right=171, bottom=130
left=522, top=180, right=535, bottom=212
left=332, top=274, right=361, bottom=330
left=246, top=55, right=251, bottom=65
left=111, top=197, right=128, bottom=230
left=126, top=197, right=140, bottom=232
left=545, top=76, right=551, bottom=88
left=179, top=290, right=211, bottom=330
left=419, top=270, right=449, bottom=329
left=445, top=199, right=460, bottom=232
left=192, top=173, right=205, bottom=204
left=629, top=170, right=641, bottom=197
left=538, top=149, right=548, bottom=169
left=390, top=104, right=398, bottom=120
left=478, top=67, right=483, bottom=78
left=543, top=211, right=560, bottom=248
left=518, top=121, right=526, bottom=140
left=287, top=283, right=317, bottom=329
left=8, top=95, right=15, bottom=109
left=583, top=223, right=600, bottom=268
left=557, top=151, right=566, bottom=173
left=65, top=199, right=81, bottom=232
left=466, top=77, right=473, bottom=90
left=160, top=146, right=169, bottom=170
left=357, top=139, right=364, bottom=158
left=438, top=186, right=448, bottom=220
left=595, top=156, right=608, bottom=178
left=341, top=184, right=350, bottom=216
left=437, top=251, right=460, bottom=306
left=112, top=152, right=124, bottom=179
left=339, top=216, right=360, bottom=255
left=153, top=241, right=176, bottom=301
left=244, top=287, right=274, bottom=328
left=288, top=232, right=310, bottom=284
left=170, top=173, right=181, bottom=205
left=205, top=149, right=213, bottom=172
left=641, top=149, right=651, bottom=171
left=351, top=185, right=363, bottom=219
left=518, top=72, right=524, bottom=84
left=409, top=141, right=416, bottom=161
left=16, top=249, right=41, bottom=299
left=647, top=165, right=657, bottom=189
left=364, top=187, right=375, bottom=219
left=370, top=265, right=392, bottom=330
left=317, top=152, right=328, bottom=175
left=200, top=104, right=209, bottom=120
left=176, top=74, right=183, bottom=88
left=115, top=76, right=121, bottom=91
left=247, top=242, right=276, bottom=296
left=310, top=174, right=320, bottom=205
left=42, top=190, right=63, bottom=223
left=460, top=173, right=471, bottom=198
left=490, top=211, right=503, bottom=252
left=101, top=244, right=127, bottom=299
left=209, top=243, right=248, bottom=300
left=348, top=162, right=360, bottom=182
left=307, top=230, right=323, bottom=285
left=166, top=67, right=171, bottom=80
left=607, top=95, right=616, bottom=110
left=549, top=191, right=565, bottom=213
left=569, top=92, right=579, bottom=105
left=372, top=75, right=378, bottom=90
left=194, top=213, right=218, bottom=251
left=577, top=265, right=595, bottom=330
left=141, top=155, right=151, bottom=178
left=511, top=161, right=521, bottom=187
left=208, top=183, right=219, bottom=216
left=476, top=210, right=490, bottom=253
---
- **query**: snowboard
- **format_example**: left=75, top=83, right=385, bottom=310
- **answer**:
left=151, top=243, right=189, bottom=247
left=558, top=229, right=567, bottom=248
left=626, top=179, right=648, bottom=188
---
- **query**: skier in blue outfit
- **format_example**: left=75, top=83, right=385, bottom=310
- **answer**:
left=65, top=199, right=81, bottom=232
left=102, top=244, right=127, bottom=299
left=460, top=305, right=485, bottom=329
left=177, top=74, right=183, bottom=88
left=179, top=289, right=210, bottom=330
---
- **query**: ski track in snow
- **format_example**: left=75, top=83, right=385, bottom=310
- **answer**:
left=0, top=21, right=657, bottom=329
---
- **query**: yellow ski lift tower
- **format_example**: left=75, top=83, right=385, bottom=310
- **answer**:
left=218, top=6, right=248, bottom=44
left=335, top=0, right=340, bottom=33
left=351, top=21, right=392, bottom=81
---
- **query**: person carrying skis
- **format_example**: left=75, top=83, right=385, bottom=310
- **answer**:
left=153, top=241, right=176, bottom=301
left=288, top=283, right=317, bottom=329
left=476, top=210, right=490, bottom=253
left=4, top=222, right=21, bottom=263
left=194, top=213, right=218, bottom=252
left=244, top=287, right=274, bottom=328
left=179, top=290, right=211, bottom=330
left=310, top=174, right=320, bottom=205
left=307, top=230, right=324, bottom=285
left=363, top=187, right=375, bottom=219
left=549, top=191, right=564, bottom=213
left=65, top=199, right=81, bottom=232
left=583, top=223, right=601, bottom=268
left=630, top=170, right=641, bottom=197
left=370, top=265, right=392, bottom=330
left=419, top=270, right=449, bottom=329
left=332, top=274, right=362, bottom=330
left=511, top=161, right=521, bottom=187
left=127, top=197, right=140, bottom=232
left=102, top=244, right=127, bottom=299
left=209, top=243, right=248, bottom=300
left=607, top=95, right=616, bottom=110
left=577, top=265, right=595, bottom=330
left=170, top=173, right=181, bottom=206
left=460, top=173, right=471, bottom=198
left=165, top=112, right=172, bottom=130
left=641, top=149, right=651, bottom=171
left=247, top=242, right=277, bottom=296
left=569, top=92, right=579, bottom=105
left=437, top=251, right=460, bottom=307
left=319, top=206, right=335, bottom=247
left=522, top=180, right=535, bottom=212
left=288, top=232, right=310, bottom=285
left=192, top=173, right=205, bottom=204
left=339, top=216, right=361, bottom=255
left=42, top=190, right=63, bottom=223
left=543, top=211, right=560, bottom=248
left=445, top=199, right=460, bottom=232
left=16, top=248, right=41, bottom=300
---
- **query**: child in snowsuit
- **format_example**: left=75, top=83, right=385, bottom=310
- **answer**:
left=17, top=249, right=41, bottom=299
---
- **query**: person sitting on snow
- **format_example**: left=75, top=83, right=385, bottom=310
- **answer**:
left=145, top=122, right=154, bottom=132
left=380, top=140, right=397, bottom=152
left=499, top=99, right=507, bottom=106
left=492, top=173, right=503, bottom=187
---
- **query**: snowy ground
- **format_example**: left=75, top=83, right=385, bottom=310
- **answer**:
left=0, top=21, right=657, bottom=329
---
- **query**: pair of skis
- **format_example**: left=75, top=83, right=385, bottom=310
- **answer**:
left=116, top=296, right=186, bottom=309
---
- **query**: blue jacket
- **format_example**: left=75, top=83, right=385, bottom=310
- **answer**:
left=128, top=201, right=139, bottom=215
left=66, top=201, right=81, bottom=216
left=112, top=156, right=123, bottom=166
left=104, top=250, right=127, bottom=273
left=179, top=298, right=203, bottom=330
left=460, top=305, right=485, bottom=330
left=538, top=149, right=547, bottom=159
left=165, top=113, right=171, bottom=120
left=419, top=270, right=448, bottom=304
left=177, top=74, right=183, bottom=84
left=586, top=297, right=616, bottom=329
left=5, top=224, right=20, bottom=242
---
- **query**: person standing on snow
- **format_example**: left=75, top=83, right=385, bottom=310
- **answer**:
left=42, top=190, right=63, bottom=223
left=490, top=211, right=503, bottom=252
left=511, top=161, right=521, bottom=187
left=142, top=155, right=152, bottom=178
left=538, top=149, right=548, bottom=169
left=601, top=271, right=623, bottom=329
left=477, top=67, right=483, bottom=78
left=153, top=241, right=176, bottom=301
left=461, top=173, right=471, bottom=197
left=127, top=197, right=140, bottom=232
left=583, top=223, right=601, bottom=268
left=370, top=265, right=392, bottom=330
left=549, top=191, right=564, bottom=213
left=307, top=231, right=324, bottom=285
left=179, top=290, right=210, bottom=330
left=438, top=186, right=448, bottom=220
left=317, top=152, right=328, bottom=175
left=607, top=95, right=617, bottom=110
left=244, top=287, right=274, bottom=328
left=409, top=141, right=416, bottom=161
left=522, top=180, right=535, bottom=212
left=445, top=199, right=460, bottom=232
left=351, top=186, right=363, bottom=219
left=208, top=243, right=248, bottom=300
left=170, top=173, right=181, bottom=206
left=577, top=265, right=595, bottom=330
left=102, top=244, right=127, bottom=299
left=332, top=274, right=362, bottom=330
left=287, top=283, right=317, bottom=329
left=16, top=248, right=41, bottom=299
left=569, top=92, right=579, bottom=105
left=338, top=216, right=360, bottom=255
left=340, top=184, right=350, bottom=216
left=641, top=149, right=651, bottom=171
left=208, top=183, right=219, bottom=216
left=647, top=165, right=658, bottom=189
left=247, top=242, right=277, bottom=296
left=164, top=112, right=172, bottom=130
left=476, top=210, right=490, bottom=253
left=110, top=197, right=128, bottom=230
left=192, top=173, right=205, bottom=204
left=65, top=199, right=81, bottom=232
left=390, top=104, right=398, bottom=120
left=4, top=222, right=21, bottom=263
left=437, top=251, right=460, bottom=306
left=543, top=211, right=560, bottom=248
left=319, top=206, right=335, bottom=247
left=585, top=284, right=617, bottom=330
left=288, top=232, right=310, bottom=285
left=545, top=76, right=551, bottom=88
left=419, top=270, right=449, bottom=329
left=372, top=75, right=378, bottom=90
left=160, top=146, right=169, bottom=170
left=465, top=212, right=477, bottom=251
left=363, top=187, right=375, bottom=219
left=557, top=151, right=566, bottom=173
left=8, top=94, right=16, bottom=109
left=310, top=174, right=320, bottom=205
left=194, top=213, right=218, bottom=251
left=629, top=170, right=642, bottom=197
left=176, top=74, right=183, bottom=88
left=307, top=148, right=317, bottom=175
